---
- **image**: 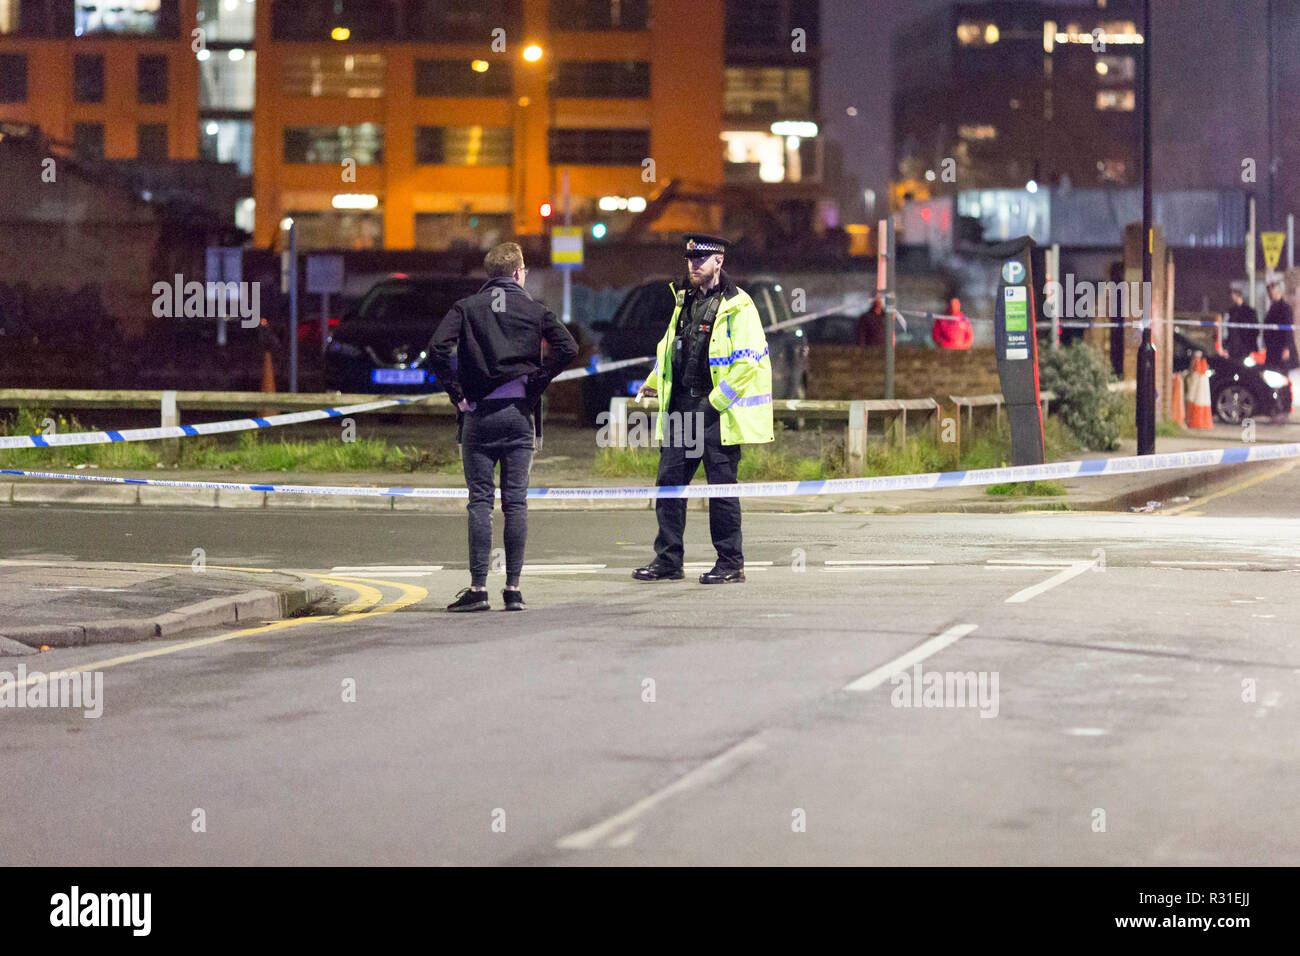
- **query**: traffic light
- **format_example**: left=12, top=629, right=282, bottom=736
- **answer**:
left=539, top=201, right=553, bottom=219
left=591, top=222, right=607, bottom=239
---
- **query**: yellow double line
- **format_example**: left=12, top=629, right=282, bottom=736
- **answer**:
left=0, top=567, right=427, bottom=690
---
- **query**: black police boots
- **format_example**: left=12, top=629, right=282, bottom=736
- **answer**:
left=632, top=563, right=684, bottom=581
left=698, top=566, right=745, bottom=584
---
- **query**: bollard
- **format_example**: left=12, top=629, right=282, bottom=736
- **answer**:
left=845, top=400, right=867, bottom=475
left=160, top=390, right=179, bottom=466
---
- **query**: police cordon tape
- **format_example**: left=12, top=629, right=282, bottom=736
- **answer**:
left=895, top=308, right=1298, bottom=331
left=4, top=442, right=1296, bottom=500
left=0, top=355, right=679, bottom=451
left=0, top=305, right=858, bottom=451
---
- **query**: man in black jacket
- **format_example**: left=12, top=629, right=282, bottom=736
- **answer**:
left=1263, top=280, right=1297, bottom=372
left=428, top=242, right=578, bottom=612
left=1223, top=287, right=1259, bottom=362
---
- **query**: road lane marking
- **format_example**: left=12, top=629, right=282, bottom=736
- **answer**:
left=554, top=736, right=767, bottom=851
left=1004, top=560, right=1097, bottom=604
left=1161, top=460, right=1298, bottom=515
left=823, top=565, right=928, bottom=572
left=843, top=623, right=980, bottom=692
left=313, top=576, right=427, bottom=617
left=826, top=559, right=934, bottom=565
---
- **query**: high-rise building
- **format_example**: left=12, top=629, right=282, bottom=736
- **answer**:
left=894, top=1, right=1144, bottom=196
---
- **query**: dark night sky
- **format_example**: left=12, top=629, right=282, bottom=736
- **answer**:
left=822, top=0, right=1276, bottom=221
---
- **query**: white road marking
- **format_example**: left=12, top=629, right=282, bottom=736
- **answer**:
left=844, top=623, right=980, bottom=693
left=1064, top=727, right=1108, bottom=736
left=823, top=565, right=929, bottom=572
left=555, top=736, right=767, bottom=851
left=987, top=559, right=1078, bottom=566
left=684, top=561, right=774, bottom=567
left=1005, top=560, right=1097, bottom=604
left=825, top=559, right=934, bottom=565
left=1150, top=560, right=1255, bottom=566
left=520, top=564, right=607, bottom=573
left=330, top=565, right=443, bottom=572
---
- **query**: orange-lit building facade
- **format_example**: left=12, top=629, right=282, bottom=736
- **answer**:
left=0, top=0, right=735, bottom=250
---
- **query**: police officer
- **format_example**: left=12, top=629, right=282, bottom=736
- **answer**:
left=632, top=235, right=775, bottom=584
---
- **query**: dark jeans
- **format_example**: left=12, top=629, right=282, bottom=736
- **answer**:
left=652, top=392, right=743, bottom=570
left=461, top=398, right=534, bottom=587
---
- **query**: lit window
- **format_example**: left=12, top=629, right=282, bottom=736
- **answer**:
left=199, top=51, right=255, bottom=109
left=1096, top=89, right=1135, bottom=111
left=282, top=54, right=385, bottom=99
left=1095, top=54, right=1135, bottom=83
left=958, top=124, right=997, bottom=141
left=75, top=0, right=169, bottom=36
left=956, top=21, right=998, bottom=47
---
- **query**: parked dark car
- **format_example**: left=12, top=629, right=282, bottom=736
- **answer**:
left=1172, top=331, right=1292, bottom=424
left=324, top=275, right=484, bottom=393
left=580, top=275, right=810, bottom=423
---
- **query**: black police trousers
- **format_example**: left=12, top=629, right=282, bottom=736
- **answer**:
left=652, top=391, right=743, bottom=570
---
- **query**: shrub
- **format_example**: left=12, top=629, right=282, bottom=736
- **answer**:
left=1037, top=342, right=1124, bottom=451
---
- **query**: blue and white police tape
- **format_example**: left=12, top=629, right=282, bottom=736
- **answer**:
left=897, top=307, right=1297, bottom=331
left=4, top=442, right=1296, bottom=500
left=0, top=356, right=680, bottom=451
left=0, top=395, right=429, bottom=451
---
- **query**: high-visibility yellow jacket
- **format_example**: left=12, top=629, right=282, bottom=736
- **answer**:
left=641, top=273, right=775, bottom=446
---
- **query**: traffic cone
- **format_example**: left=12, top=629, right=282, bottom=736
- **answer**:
left=258, top=350, right=278, bottom=418
left=1170, top=373, right=1185, bottom=427
left=1185, top=357, right=1213, bottom=429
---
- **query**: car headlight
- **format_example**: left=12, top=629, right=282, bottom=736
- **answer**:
left=1261, top=369, right=1289, bottom=389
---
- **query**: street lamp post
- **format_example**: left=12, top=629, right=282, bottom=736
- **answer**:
left=1136, top=0, right=1156, bottom=455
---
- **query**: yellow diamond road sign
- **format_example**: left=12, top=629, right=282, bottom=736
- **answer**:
left=551, top=226, right=584, bottom=267
left=1261, top=232, right=1286, bottom=271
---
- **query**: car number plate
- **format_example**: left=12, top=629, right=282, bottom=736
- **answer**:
left=372, top=369, right=426, bottom=385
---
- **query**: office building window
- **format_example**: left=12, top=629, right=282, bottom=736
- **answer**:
left=282, top=53, right=384, bottom=98
left=76, top=0, right=178, bottom=36
left=548, top=128, right=648, bottom=165
left=284, top=124, right=383, bottom=164
left=1096, top=89, right=1135, bottom=111
left=196, top=0, right=255, bottom=42
left=73, top=123, right=105, bottom=160
left=415, top=126, right=512, bottom=166
left=137, top=54, right=168, bottom=104
left=416, top=212, right=512, bottom=251
left=284, top=210, right=383, bottom=250
left=272, top=0, right=398, bottom=41
left=74, top=54, right=105, bottom=103
left=555, top=61, right=649, bottom=98
left=200, top=50, right=256, bottom=109
left=0, top=53, right=25, bottom=102
left=1094, top=54, right=1135, bottom=84
left=137, top=123, right=168, bottom=161
left=724, top=67, right=810, bottom=117
left=201, top=118, right=253, bottom=174
left=415, top=59, right=511, bottom=96
left=956, top=20, right=999, bottom=46
left=407, top=0, right=518, bottom=42
left=724, top=0, right=803, bottom=47
left=549, top=0, right=648, bottom=31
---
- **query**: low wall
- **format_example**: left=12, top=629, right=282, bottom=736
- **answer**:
left=808, top=345, right=1004, bottom=401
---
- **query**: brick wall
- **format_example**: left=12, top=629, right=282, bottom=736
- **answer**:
left=809, top=345, right=1005, bottom=400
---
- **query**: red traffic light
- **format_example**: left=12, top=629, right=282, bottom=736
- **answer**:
left=539, top=201, right=553, bottom=218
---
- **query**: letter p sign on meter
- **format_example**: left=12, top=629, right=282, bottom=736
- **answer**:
left=993, top=239, right=1045, bottom=465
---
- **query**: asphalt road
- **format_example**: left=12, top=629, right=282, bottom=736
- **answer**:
left=1, top=462, right=1298, bottom=865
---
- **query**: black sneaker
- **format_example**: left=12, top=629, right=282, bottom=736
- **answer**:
left=447, top=587, right=490, bottom=612
left=503, top=589, right=527, bottom=611
left=632, top=563, right=684, bottom=581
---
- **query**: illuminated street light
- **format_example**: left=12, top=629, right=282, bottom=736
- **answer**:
left=331, top=26, right=351, bottom=41
left=471, top=60, right=489, bottom=72
left=522, top=44, right=543, bottom=62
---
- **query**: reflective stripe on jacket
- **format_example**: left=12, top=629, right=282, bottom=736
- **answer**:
left=641, top=273, right=775, bottom=446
